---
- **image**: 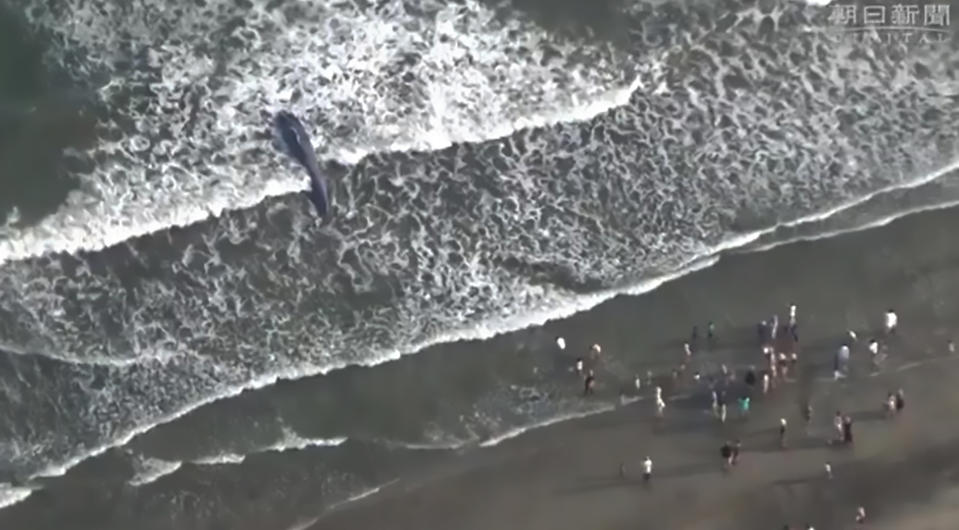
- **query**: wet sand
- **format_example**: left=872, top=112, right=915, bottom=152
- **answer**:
left=316, top=204, right=959, bottom=530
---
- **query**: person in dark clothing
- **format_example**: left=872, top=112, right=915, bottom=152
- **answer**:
left=802, top=402, right=813, bottom=430
left=731, top=439, right=741, bottom=465
left=720, top=441, right=733, bottom=469
left=842, top=416, right=854, bottom=445
left=690, top=325, right=699, bottom=349
left=583, top=370, right=596, bottom=396
left=757, top=321, right=768, bottom=345
left=895, top=389, right=905, bottom=412
left=744, top=367, right=757, bottom=387
left=707, top=321, right=716, bottom=347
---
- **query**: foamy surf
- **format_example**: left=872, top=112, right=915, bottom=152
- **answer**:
left=128, top=457, right=183, bottom=487
left=5, top=171, right=951, bottom=499
left=0, top=484, right=33, bottom=510
left=2, top=0, right=647, bottom=266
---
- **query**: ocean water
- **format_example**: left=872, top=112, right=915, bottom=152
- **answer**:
left=0, top=0, right=958, bottom=525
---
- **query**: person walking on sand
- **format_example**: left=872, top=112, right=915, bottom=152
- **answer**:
left=711, top=390, right=720, bottom=418
left=732, top=439, right=741, bottom=466
left=885, top=392, right=897, bottom=418
left=642, top=456, right=653, bottom=484
left=707, top=321, right=716, bottom=347
left=824, top=461, right=833, bottom=480
left=574, top=357, right=584, bottom=374
left=834, top=411, right=844, bottom=443
left=779, top=418, right=788, bottom=448
left=885, top=309, right=898, bottom=335
left=789, top=304, right=797, bottom=327
left=895, top=388, right=905, bottom=413
left=556, top=336, right=566, bottom=351
left=856, top=506, right=866, bottom=524
left=770, top=314, right=779, bottom=341
left=683, top=342, right=692, bottom=359
left=763, top=372, right=771, bottom=394
left=739, top=395, right=751, bottom=418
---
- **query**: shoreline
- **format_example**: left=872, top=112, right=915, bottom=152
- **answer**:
left=314, top=201, right=959, bottom=530
left=3, top=172, right=959, bottom=503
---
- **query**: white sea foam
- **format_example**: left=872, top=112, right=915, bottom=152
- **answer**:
left=3, top=1, right=958, bottom=508
left=13, top=169, right=951, bottom=488
left=192, top=431, right=347, bottom=467
left=479, top=404, right=617, bottom=448
left=0, top=483, right=33, bottom=510
left=327, top=479, right=399, bottom=511
left=2, top=0, right=646, bottom=266
left=128, top=457, right=182, bottom=486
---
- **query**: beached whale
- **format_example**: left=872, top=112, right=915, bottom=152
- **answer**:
left=273, top=111, right=329, bottom=217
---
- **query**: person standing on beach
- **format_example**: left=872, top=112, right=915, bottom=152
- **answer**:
left=719, top=393, right=728, bottom=424
left=895, top=388, right=905, bottom=413
left=655, top=386, right=666, bottom=418
left=684, top=342, right=693, bottom=359
left=824, top=461, right=833, bottom=480
left=583, top=370, right=596, bottom=396
left=779, top=418, right=788, bottom=448
left=732, top=439, right=741, bottom=466
left=885, top=309, right=898, bottom=335
left=574, top=357, right=584, bottom=375
left=802, top=402, right=812, bottom=432
left=763, top=372, right=771, bottom=394
left=758, top=321, right=768, bottom=345
left=642, top=456, right=653, bottom=484
left=690, top=326, right=699, bottom=349
left=556, top=337, right=566, bottom=351
left=739, top=395, right=751, bottom=418
left=856, top=506, right=866, bottom=524
left=590, top=343, right=602, bottom=360
left=834, top=411, right=844, bottom=443
left=842, top=415, right=854, bottom=445
left=720, top=441, right=733, bottom=470
left=789, top=304, right=797, bottom=327
left=707, top=321, right=716, bottom=347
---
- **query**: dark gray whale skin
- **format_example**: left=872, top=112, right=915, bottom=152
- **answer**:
left=274, top=111, right=329, bottom=217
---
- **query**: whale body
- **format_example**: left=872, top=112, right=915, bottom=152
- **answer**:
left=273, top=111, right=329, bottom=217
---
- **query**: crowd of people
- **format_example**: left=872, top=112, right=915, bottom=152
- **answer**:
left=555, top=304, right=915, bottom=527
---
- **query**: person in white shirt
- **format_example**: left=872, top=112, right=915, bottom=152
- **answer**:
left=555, top=337, right=566, bottom=351
left=868, top=339, right=879, bottom=356
left=885, top=309, right=898, bottom=334
left=642, top=456, right=653, bottom=483
left=789, top=304, right=797, bottom=326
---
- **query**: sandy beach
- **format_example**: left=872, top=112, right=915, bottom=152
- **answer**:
left=314, top=204, right=959, bottom=530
